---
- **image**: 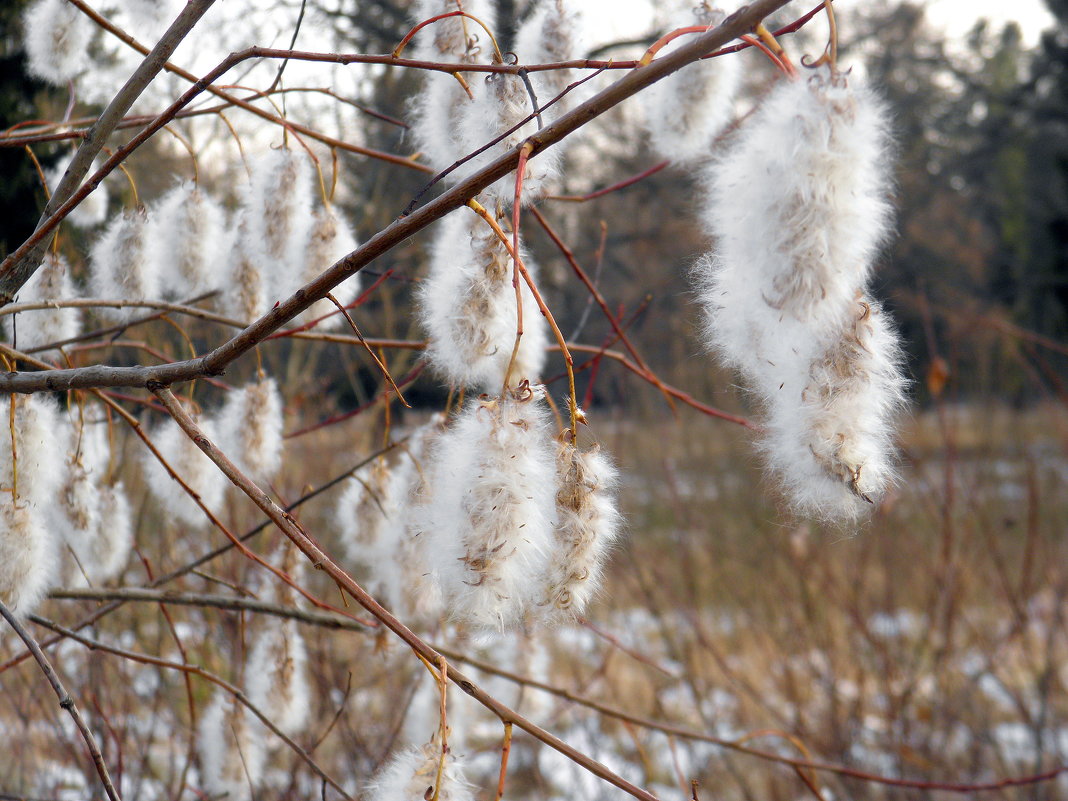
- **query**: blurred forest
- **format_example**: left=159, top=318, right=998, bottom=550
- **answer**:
left=2, top=0, right=1066, bottom=410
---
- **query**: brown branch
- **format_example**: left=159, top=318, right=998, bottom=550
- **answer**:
left=150, top=384, right=665, bottom=801
left=0, top=0, right=795, bottom=395
left=0, top=599, right=122, bottom=801
left=26, top=613, right=354, bottom=801
left=0, top=0, right=219, bottom=304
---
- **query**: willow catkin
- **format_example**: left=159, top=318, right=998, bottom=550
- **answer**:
left=46, top=153, right=109, bottom=228
left=409, top=0, right=498, bottom=174
left=292, top=205, right=361, bottom=328
left=513, top=0, right=585, bottom=118
left=640, top=0, right=741, bottom=164
left=336, top=457, right=394, bottom=574
left=3, top=251, right=81, bottom=353
left=245, top=544, right=312, bottom=735
left=0, top=396, right=65, bottom=616
left=418, top=209, right=547, bottom=392
left=92, top=482, right=133, bottom=582
left=698, top=65, right=894, bottom=376
left=149, top=181, right=227, bottom=299
left=418, top=385, right=557, bottom=629
left=224, top=212, right=270, bottom=323
left=243, top=148, right=315, bottom=284
left=215, top=377, right=284, bottom=482
left=696, top=64, right=904, bottom=517
left=367, top=734, right=475, bottom=801
left=763, top=297, right=906, bottom=518
left=141, top=414, right=227, bottom=528
left=23, top=0, right=94, bottom=86
left=457, top=70, right=561, bottom=205
left=540, top=437, right=622, bottom=619
left=197, top=692, right=266, bottom=801
left=382, top=415, right=447, bottom=622
left=90, top=207, right=159, bottom=322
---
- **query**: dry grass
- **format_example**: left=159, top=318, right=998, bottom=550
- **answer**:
left=2, top=396, right=1067, bottom=801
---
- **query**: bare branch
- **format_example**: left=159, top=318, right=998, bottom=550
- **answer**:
left=0, top=599, right=122, bottom=801
left=0, top=0, right=794, bottom=396
left=0, top=0, right=219, bottom=304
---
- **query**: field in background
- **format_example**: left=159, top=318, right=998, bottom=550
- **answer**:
left=2, top=399, right=1067, bottom=801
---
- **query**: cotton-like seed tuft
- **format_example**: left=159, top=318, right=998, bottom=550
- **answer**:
left=336, top=457, right=395, bottom=576
left=696, top=65, right=903, bottom=519
left=142, top=414, right=227, bottom=528
left=215, top=377, right=284, bottom=481
left=23, top=0, right=94, bottom=86
left=244, top=617, right=310, bottom=735
left=457, top=71, right=560, bottom=205
left=46, top=153, right=109, bottom=228
left=91, top=482, right=134, bottom=582
left=4, top=251, right=81, bottom=353
left=291, top=205, right=361, bottom=328
left=418, top=384, right=557, bottom=629
left=367, top=736, right=475, bottom=801
left=540, top=438, right=622, bottom=618
left=379, top=415, right=447, bottom=621
left=418, top=210, right=547, bottom=391
left=513, top=0, right=586, bottom=119
left=242, top=148, right=315, bottom=286
left=0, top=505, right=56, bottom=618
left=640, top=1, right=740, bottom=164
left=223, top=214, right=270, bottom=323
left=89, top=207, right=159, bottom=322
left=149, top=181, right=227, bottom=299
left=698, top=65, right=893, bottom=368
left=409, top=0, right=497, bottom=174
left=0, top=394, right=67, bottom=509
left=762, top=297, right=906, bottom=518
left=197, top=692, right=266, bottom=801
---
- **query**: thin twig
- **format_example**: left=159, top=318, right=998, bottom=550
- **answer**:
left=0, top=0, right=796, bottom=395
left=151, top=384, right=664, bottom=801
left=0, top=599, right=122, bottom=801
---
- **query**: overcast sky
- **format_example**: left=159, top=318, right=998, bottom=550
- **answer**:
left=580, top=0, right=1058, bottom=49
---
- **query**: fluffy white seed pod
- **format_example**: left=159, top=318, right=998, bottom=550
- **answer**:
left=141, top=414, right=227, bottom=528
left=23, top=0, right=94, bottom=86
left=148, top=181, right=227, bottom=299
left=418, top=385, right=557, bottom=629
left=46, top=153, right=109, bottom=228
left=244, top=617, right=310, bottom=736
left=215, top=377, right=284, bottom=482
left=698, top=66, right=893, bottom=374
left=58, top=413, right=132, bottom=586
left=0, top=505, right=56, bottom=618
left=291, top=205, right=361, bottom=328
left=223, top=213, right=270, bottom=323
left=513, top=0, right=586, bottom=119
left=762, top=297, right=906, bottom=518
left=89, top=207, right=159, bottom=322
left=4, top=251, right=81, bottom=353
left=0, top=394, right=67, bottom=510
left=409, top=0, right=498, bottom=174
left=242, top=147, right=315, bottom=290
left=56, top=456, right=101, bottom=582
left=540, top=438, right=622, bottom=618
left=418, top=210, right=547, bottom=391
left=336, top=457, right=395, bottom=575
left=640, top=1, right=741, bottom=164
left=696, top=66, right=901, bottom=520
left=197, top=692, right=266, bottom=801
left=382, top=415, right=447, bottom=622
left=91, top=482, right=134, bottom=582
left=367, top=736, right=475, bottom=801
left=457, top=71, right=560, bottom=205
